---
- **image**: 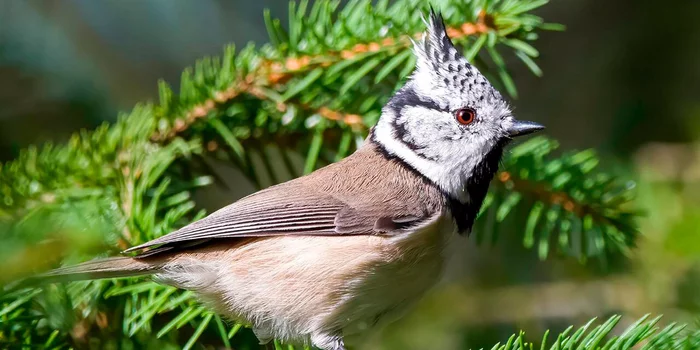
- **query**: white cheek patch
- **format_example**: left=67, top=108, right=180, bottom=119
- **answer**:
left=375, top=108, right=495, bottom=202
left=394, top=106, right=457, bottom=153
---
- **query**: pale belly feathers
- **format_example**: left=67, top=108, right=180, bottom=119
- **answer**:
left=153, top=212, right=456, bottom=349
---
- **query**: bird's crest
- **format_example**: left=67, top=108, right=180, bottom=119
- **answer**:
left=413, top=10, right=477, bottom=93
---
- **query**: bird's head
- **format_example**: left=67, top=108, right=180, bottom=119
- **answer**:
left=372, top=10, right=544, bottom=202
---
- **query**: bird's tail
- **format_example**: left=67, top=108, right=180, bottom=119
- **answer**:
left=6, top=257, right=159, bottom=291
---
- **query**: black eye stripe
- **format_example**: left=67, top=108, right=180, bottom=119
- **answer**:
left=387, top=87, right=449, bottom=115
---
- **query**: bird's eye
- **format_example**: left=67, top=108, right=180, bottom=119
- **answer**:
left=455, top=108, right=476, bottom=125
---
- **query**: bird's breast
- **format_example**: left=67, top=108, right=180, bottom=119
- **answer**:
left=155, top=212, right=456, bottom=347
left=333, top=212, right=456, bottom=339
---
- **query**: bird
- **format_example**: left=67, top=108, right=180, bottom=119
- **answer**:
left=18, top=10, right=544, bottom=350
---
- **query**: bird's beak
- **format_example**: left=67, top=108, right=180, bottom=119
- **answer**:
left=505, top=119, right=545, bottom=137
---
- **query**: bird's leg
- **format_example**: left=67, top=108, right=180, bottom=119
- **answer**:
left=311, top=333, right=346, bottom=350
left=254, top=327, right=274, bottom=350
left=331, top=338, right=347, bottom=350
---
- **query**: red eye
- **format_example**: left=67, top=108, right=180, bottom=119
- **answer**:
left=455, top=108, right=476, bottom=125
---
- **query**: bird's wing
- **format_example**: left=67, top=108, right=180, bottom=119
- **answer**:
left=124, top=180, right=435, bottom=256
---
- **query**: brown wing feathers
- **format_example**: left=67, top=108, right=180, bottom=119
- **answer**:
left=9, top=143, right=446, bottom=289
left=124, top=185, right=344, bottom=253
left=124, top=143, right=445, bottom=255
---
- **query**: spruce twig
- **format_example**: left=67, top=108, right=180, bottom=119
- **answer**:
left=0, top=1, right=652, bottom=349
left=150, top=10, right=496, bottom=143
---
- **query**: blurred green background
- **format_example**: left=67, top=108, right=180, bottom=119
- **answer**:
left=1, top=0, right=699, bottom=349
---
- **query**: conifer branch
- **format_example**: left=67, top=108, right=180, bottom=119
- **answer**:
left=0, top=1, right=656, bottom=349
left=495, top=315, right=700, bottom=350
left=150, top=11, right=496, bottom=143
left=477, top=137, right=638, bottom=260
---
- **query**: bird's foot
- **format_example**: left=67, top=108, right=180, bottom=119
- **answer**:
left=312, top=333, right=346, bottom=350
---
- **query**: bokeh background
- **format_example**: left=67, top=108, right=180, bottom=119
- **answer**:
left=1, top=0, right=699, bottom=349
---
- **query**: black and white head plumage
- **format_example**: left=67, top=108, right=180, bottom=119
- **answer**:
left=372, top=10, right=516, bottom=232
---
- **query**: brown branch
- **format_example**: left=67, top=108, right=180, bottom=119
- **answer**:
left=497, top=171, right=579, bottom=215
left=265, top=11, right=492, bottom=85
left=245, top=85, right=365, bottom=128
left=496, top=171, right=633, bottom=236
left=153, top=79, right=365, bottom=143
left=152, top=11, right=494, bottom=143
